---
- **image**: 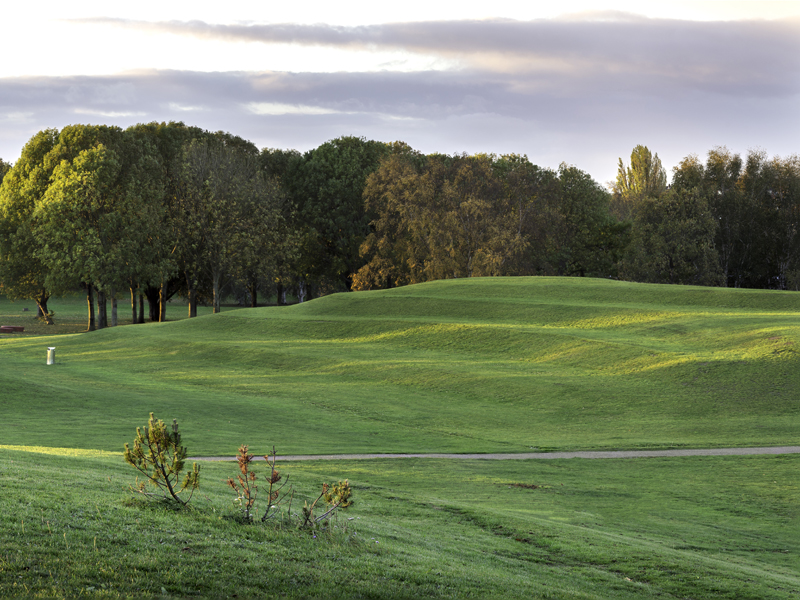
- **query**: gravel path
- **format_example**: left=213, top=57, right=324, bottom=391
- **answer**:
left=190, top=446, right=800, bottom=462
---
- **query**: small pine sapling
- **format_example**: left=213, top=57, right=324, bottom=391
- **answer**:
left=227, top=446, right=292, bottom=523
left=302, top=480, right=353, bottom=528
left=227, top=445, right=258, bottom=520
left=261, top=446, right=291, bottom=522
left=123, top=413, right=200, bottom=507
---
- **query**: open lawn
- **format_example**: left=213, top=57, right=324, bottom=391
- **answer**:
left=0, top=448, right=797, bottom=599
left=1, top=277, right=799, bottom=598
left=1, top=277, right=798, bottom=454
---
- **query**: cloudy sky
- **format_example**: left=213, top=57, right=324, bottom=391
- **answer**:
left=1, top=1, right=798, bottom=185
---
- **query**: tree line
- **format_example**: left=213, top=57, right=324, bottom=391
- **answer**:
left=0, top=122, right=797, bottom=330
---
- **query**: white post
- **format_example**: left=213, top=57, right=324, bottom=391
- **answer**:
left=47, top=347, right=56, bottom=365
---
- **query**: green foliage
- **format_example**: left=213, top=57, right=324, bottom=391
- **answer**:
left=620, top=187, right=722, bottom=285
left=285, top=136, right=390, bottom=291
left=356, top=151, right=623, bottom=289
left=667, top=147, right=800, bottom=290
left=123, top=413, right=200, bottom=507
left=178, top=137, right=287, bottom=313
left=302, top=480, right=353, bottom=529
left=555, top=162, right=626, bottom=277
left=613, top=144, right=668, bottom=219
left=0, top=129, right=60, bottom=314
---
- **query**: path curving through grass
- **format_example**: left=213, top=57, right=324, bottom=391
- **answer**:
left=191, top=445, right=800, bottom=461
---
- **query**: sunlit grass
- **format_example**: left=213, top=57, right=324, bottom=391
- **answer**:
left=0, top=445, right=121, bottom=457
left=2, top=277, right=800, bottom=598
left=1, top=277, right=798, bottom=455
left=0, top=448, right=797, bottom=599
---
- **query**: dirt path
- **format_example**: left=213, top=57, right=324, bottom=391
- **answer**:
left=190, top=446, right=800, bottom=462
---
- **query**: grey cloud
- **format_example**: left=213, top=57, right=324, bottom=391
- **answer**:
left=74, top=16, right=800, bottom=97
left=0, top=67, right=797, bottom=185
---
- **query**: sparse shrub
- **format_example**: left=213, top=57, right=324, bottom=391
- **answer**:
left=226, top=445, right=258, bottom=520
left=123, top=413, right=200, bottom=507
left=226, top=446, right=354, bottom=532
left=227, top=445, right=291, bottom=522
left=261, top=446, right=292, bottom=522
left=302, top=480, right=353, bottom=529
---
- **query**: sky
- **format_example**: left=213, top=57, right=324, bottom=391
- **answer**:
left=1, top=1, right=798, bottom=186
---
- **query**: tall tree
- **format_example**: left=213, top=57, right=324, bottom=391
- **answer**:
left=492, top=154, right=562, bottom=276
left=259, top=147, right=303, bottom=304
left=740, top=151, right=800, bottom=289
left=620, top=187, right=721, bottom=286
left=286, top=136, right=389, bottom=294
left=0, top=129, right=61, bottom=321
left=34, top=128, right=165, bottom=330
left=126, top=121, right=207, bottom=321
left=612, top=145, right=668, bottom=219
left=179, top=136, right=285, bottom=313
left=555, top=163, right=627, bottom=277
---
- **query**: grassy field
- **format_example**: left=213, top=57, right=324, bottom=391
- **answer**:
left=1, top=448, right=797, bottom=599
left=1, top=277, right=798, bottom=454
left=1, top=277, right=799, bottom=598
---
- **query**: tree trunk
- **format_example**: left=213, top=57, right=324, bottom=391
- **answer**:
left=159, top=280, right=168, bottom=322
left=111, top=289, right=118, bottom=327
left=86, top=284, right=96, bottom=332
left=145, top=286, right=160, bottom=322
left=35, top=291, right=53, bottom=325
left=212, top=271, right=221, bottom=314
left=277, top=283, right=286, bottom=306
left=138, top=292, right=145, bottom=324
left=186, top=272, right=198, bottom=318
left=130, top=286, right=138, bottom=324
left=97, top=290, right=108, bottom=329
left=297, top=279, right=306, bottom=303
left=249, top=283, right=258, bottom=308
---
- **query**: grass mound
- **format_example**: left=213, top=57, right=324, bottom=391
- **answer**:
left=1, top=277, right=798, bottom=454
left=2, top=277, right=799, bottom=598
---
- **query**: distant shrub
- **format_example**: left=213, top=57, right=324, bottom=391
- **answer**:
left=123, top=413, right=200, bottom=507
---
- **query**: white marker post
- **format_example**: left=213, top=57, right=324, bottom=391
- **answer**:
left=47, top=347, right=56, bottom=365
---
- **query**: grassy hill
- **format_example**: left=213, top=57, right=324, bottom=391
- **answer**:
left=1, top=278, right=798, bottom=598
left=1, top=277, right=798, bottom=454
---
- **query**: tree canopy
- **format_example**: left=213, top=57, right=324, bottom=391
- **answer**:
left=2, top=130, right=799, bottom=323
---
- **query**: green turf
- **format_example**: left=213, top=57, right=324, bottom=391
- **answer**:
left=2, top=277, right=799, bottom=599
left=1, top=448, right=797, bottom=599
left=1, top=277, right=798, bottom=455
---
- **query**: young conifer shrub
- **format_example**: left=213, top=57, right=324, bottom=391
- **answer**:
left=302, top=480, right=353, bottom=528
left=227, top=445, right=258, bottom=520
left=123, top=413, right=200, bottom=507
left=227, top=446, right=292, bottom=522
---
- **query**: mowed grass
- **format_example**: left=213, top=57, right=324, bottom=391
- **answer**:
left=1, top=448, right=797, bottom=599
left=2, top=277, right=799, bottom=598
left=1, top=277, right=798, bottom=455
